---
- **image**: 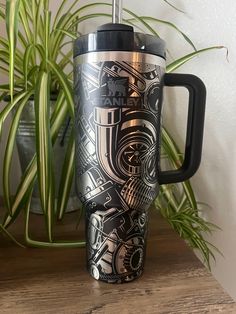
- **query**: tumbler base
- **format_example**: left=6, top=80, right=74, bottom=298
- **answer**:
left=89, top=264, right=144, bottom=284
left=86, top=208, right=148, bottom=284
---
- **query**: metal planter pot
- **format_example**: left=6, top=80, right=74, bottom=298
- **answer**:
left=16, top=98, right=79, bottom=214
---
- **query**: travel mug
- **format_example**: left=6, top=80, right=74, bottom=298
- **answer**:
left=73, top=1, right=206, bottom=283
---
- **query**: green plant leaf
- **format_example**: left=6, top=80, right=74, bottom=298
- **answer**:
left=58, top=40, right=74, bottom=51
left=0, top=91, right=28, bottom=139
left=3, top=90, right=33, bottom=214
left=26, top=65, right=39, bottom=86
left=34, top=71, right=54, bottom=242
left=51, top=2, right=114, bottom=57
left=3, top=155, right=37, bottom=229
left=0, top=224, right=25, bottom=248
left=59, top=2, right=151, bottom=37
left=18, top=0, right=33, bottom=44
left=23, top=44, right=44, bottom=88
left=47, top=60, right=74, bottom=116
left=69, top=13, right=111, bottom=32
left=58, top=50, right=73, bottom=69
left=6, top=0, right=20, bottom=103
left=130, top=16, right=196, bottom=51
left=0, top=92, right=9, bottom=102
left=167, top=46, right=226, bottom=73
left=0, top=65, right=10, bottom=77
left=23, top=163, right=85, bottom=248
left=44, top=9, right=51, bottom=64
left=163, top=0, right=186, bottom=14
left=123, top=8, right=159, bottom=37
left=3, top=92, right=69, bottom=228
left=35, top=0, right=43, bottom=43
left=52, top=11, right=111, bottom=60
left=54, top=28, right=77, bottom=40
left=23, top=44, right=34, bottom=89
left=158, top=202, right=219, bottom=269
left=0, top=83, right=24, bottom=92
left=25, top=192, right=85, bottom=247
left=0, top=49, right=24, bottom=75
left=53, top=0, right=78, bottom=29
left=0, top=36, right=24, bottom=60
left=57, top=130, right=75, bottom=220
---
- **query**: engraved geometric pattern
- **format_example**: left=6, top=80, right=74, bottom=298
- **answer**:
left=74, top=59, right=165, bottom=283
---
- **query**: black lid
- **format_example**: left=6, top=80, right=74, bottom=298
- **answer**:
left=74, top=23, right=166, bottom=59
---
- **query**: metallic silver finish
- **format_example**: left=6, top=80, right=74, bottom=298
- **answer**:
left=94, top=107, right=125, bottom=185
left=112, top=0, right=123, bottom=24
left=74, top=57, right=165, bottom=282
left=74, top=51, right=166, bottom=69
left=16, top=100, right=79, bottom=214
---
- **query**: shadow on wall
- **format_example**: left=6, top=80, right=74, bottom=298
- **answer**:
left=192, top=121, right=236, bottom=226
left=163, top=83, right=235, bottom=223
left=162, top=86, right=188, bottom=154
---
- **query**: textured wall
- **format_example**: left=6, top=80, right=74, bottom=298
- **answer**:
left=1, top=0, right=236, bottom=300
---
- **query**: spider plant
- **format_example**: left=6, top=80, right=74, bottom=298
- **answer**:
left=0, top=0, right=224, bottom=267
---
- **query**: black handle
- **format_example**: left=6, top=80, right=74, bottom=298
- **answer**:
left=159, top=73, right=206, bottom=185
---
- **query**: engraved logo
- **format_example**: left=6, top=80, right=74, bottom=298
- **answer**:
left=107, top=77, right=128, bottom=97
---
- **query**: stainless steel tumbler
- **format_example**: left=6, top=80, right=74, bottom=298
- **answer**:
left=73, top=3, right=206, bottom=283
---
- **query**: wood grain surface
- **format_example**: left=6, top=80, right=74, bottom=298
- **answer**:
left=0, top=209, right=235, bottom=314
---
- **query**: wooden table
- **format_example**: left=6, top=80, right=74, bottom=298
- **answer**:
left=0, top=210, right=235, bottom=314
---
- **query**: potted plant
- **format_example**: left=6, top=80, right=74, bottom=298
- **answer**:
left=0, top=0, right=224, bottom=267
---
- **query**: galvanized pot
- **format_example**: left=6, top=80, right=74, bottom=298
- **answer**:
left=16, top=97, right=79, bottom=214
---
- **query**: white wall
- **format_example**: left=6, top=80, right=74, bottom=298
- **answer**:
left=126, top=0, right=236, bottom=300
left=170, top=0, right=236, bottom=300
left=1, top=0, right=236, bottom=300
